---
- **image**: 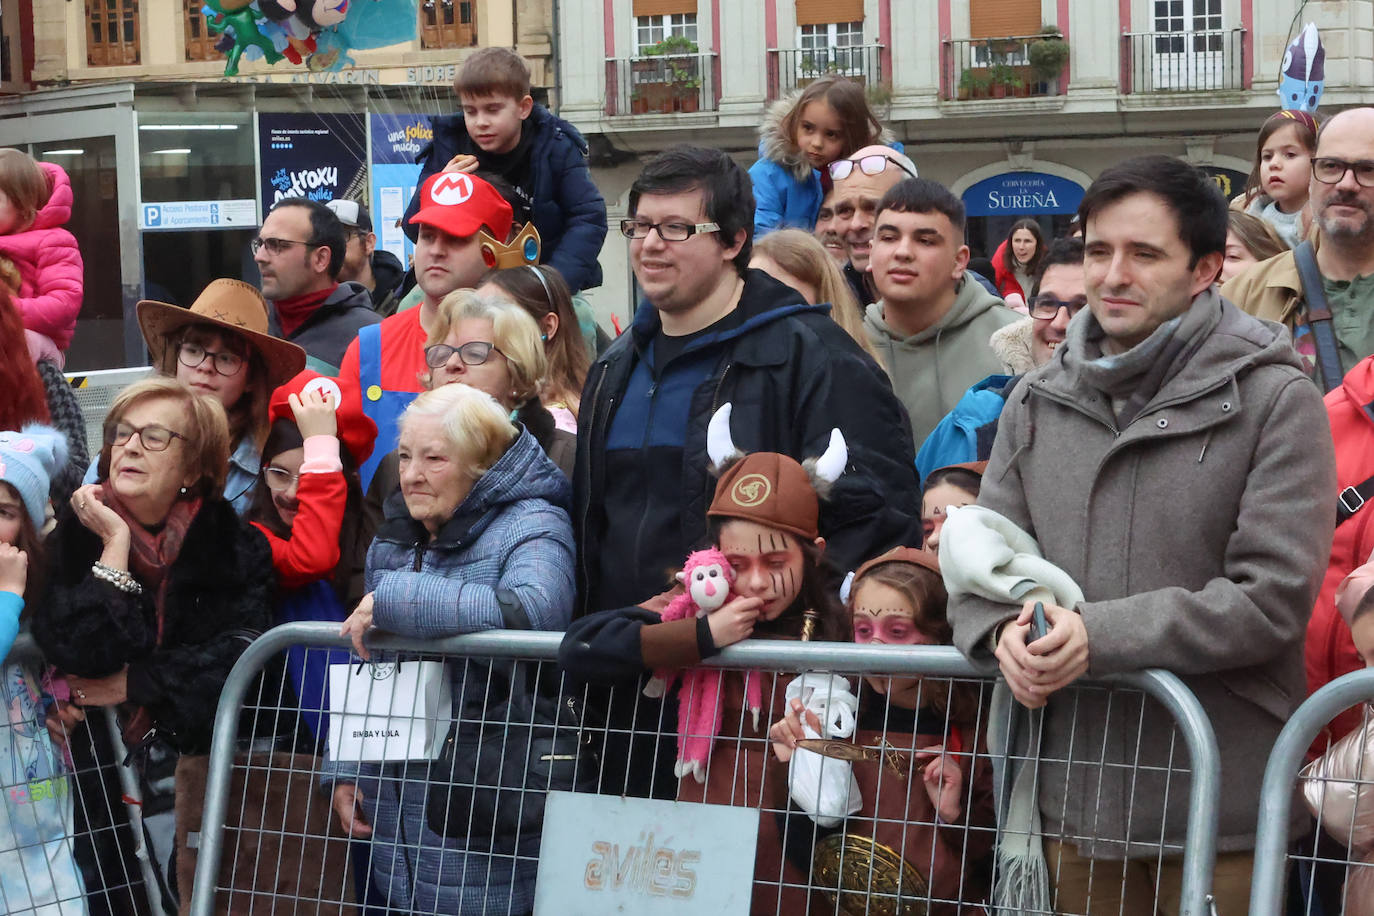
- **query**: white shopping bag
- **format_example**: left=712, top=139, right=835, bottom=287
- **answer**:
left=785, top=673, right=863, bottom=827
left=327, top=659, right=452, bottom=762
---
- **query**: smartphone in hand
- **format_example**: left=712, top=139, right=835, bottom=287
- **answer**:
left=1030, top=601, right=1050, bottom=641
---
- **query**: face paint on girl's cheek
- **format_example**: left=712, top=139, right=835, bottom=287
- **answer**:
left=852, top=608, right=936, bottom=646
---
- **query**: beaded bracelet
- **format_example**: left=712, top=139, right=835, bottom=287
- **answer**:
left=92, top=562, right=143, bottom=596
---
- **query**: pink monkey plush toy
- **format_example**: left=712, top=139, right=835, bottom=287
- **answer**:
left=642, top=547, right=764, bottom=783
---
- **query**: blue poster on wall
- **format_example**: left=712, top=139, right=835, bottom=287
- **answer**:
left=258, top=112, right=368, bottom=213
left=369, top=113, right=431, bottom=267
left=962, top=172, right=1085, bottom=216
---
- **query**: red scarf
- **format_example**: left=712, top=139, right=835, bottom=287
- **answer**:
left=100, top=481, right=201, bottom=749
left=100, top=480, right=201, bottom=646
left=273, top=284, right=338, bottom=338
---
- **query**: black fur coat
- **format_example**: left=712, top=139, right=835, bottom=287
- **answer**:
left=34, top=498, right=274, bottom=754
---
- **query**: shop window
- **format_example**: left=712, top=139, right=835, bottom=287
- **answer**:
left=634, top=13, right=697, bottom=54
left=184, top=0, right=218, bottom=62
left=420, top=0, right=477, bottom=50
left=87, top=0, right=140, bottom=66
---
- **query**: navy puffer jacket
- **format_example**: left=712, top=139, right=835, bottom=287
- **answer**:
left=404, top=105, right=608, bottom=293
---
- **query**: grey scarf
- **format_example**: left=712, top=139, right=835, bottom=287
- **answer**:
left=1066, top=288, right=1222, bottom=428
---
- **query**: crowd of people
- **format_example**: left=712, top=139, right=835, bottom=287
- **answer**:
left=7, top=49, right=1374, bottom=914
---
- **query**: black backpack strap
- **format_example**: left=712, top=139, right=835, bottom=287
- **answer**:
left=1339, top=476, right=1374, bottom=526
left=1293, top=239, right=1345, bottom=393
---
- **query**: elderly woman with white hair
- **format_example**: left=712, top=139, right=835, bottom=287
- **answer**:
left=328, top=382, right=575, bottom=916
left=363, top=290, right=575, bottom=532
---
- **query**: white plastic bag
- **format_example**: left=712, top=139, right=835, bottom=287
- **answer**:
left=784, top=673, right=862, bottom=827
left=327, top=658, right=452, bottom=762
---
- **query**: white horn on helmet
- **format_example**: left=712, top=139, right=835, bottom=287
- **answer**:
left=813, top=428, right=848, bottom=484
left=707, top=403, right=741, bottom=472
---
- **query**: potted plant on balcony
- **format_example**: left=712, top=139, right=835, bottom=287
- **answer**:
left=1029, top=26, right=1070, bottom=94
left=630, top=89, right=648, bottom=115
left=650, top=34, right=698, bottom=57
left=957, top=68, right=991, bottom=100
left=674, top=72, right=701, bottom=113
left=988, top=63, right=1017, bottom=98
left=643, top=35, right=699, bottom=113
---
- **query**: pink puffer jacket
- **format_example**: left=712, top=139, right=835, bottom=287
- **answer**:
left=0, top=162, right=83, bottom=349
left=1303, top=706, right=1374, bottom=908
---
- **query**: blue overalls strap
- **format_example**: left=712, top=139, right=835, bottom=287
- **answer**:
left=357, top=323, right=418, bottom=489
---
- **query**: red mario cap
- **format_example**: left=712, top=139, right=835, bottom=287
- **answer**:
left=410, top=172, right=514, bottom=241
left=269, top=370, right=379, bottom=467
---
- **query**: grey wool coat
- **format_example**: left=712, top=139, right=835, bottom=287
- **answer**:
left=949, top=291, right=1336, bottom=858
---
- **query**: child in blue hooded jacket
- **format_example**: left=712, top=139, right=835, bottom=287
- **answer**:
left=749, top=77, right=888, bottom=237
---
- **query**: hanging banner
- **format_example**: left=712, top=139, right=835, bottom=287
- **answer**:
left=197, top=0, right=419, bottom=77
left=961, top=171, right=1085, bottom=217
left=369, top=112, right=431, bottom=266
left=258, top=112, right=367, bottom=213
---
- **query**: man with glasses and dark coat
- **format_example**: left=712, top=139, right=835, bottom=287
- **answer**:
left=568, top=145, right=922, bottom=799
left=254, top=197, right=379, bottom=374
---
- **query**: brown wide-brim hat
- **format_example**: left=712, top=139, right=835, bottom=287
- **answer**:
left=137, top=279, right=307, bottom=391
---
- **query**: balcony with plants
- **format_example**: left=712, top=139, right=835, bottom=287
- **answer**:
left=765, top=43, right=886, bottom=102
left=942, top=27, right=1070, bottom=102
left=604, top=36, right=718, bottom=117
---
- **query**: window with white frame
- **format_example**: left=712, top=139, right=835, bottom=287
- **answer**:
left=1154, top=0, right=1222, bottom=53
left=635, top=13, right=698, bottom=53
left=797, top=21, right=863, bottom=76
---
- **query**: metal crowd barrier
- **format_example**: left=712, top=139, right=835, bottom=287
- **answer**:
left=0, top=634, right=169, bottom=914
left=1251, top=668, right=1374, bottom=915
left=190, top=622, right=1222, bottom=916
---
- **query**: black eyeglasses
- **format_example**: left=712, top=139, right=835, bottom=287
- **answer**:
left=619, top=219, right=721, bottom=242
left=178, top=341, right=245, bottom=377
left=827, top=154, right=918, bottom=182
left=424, top=340, right=505, bottom=369
left=250, top=236, right=323, bottom=256
left=1311, top=157, right=1374, bottom=188
left=107, top=421, right=189, bottom=452
left=1029, top=295, right=1088, bottom=321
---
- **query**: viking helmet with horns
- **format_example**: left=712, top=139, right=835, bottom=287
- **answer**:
left=705, top=403, right=847, bottom=541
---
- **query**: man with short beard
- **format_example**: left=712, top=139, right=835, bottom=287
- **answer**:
left=1225, top=107, right=1374, bottom=388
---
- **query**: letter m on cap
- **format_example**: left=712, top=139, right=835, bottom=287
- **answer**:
left=430, top=173, right=474, bottom=207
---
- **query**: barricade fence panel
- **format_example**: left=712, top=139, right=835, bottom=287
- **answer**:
left=0, top=635, right=169, bottom=915
left=1252, top=668, right=1374, bottom=916
left=190, top=624, right=1222, bottom=916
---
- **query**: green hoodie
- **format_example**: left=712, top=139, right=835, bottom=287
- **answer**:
left=863, top=276, right=1020, bottom=449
